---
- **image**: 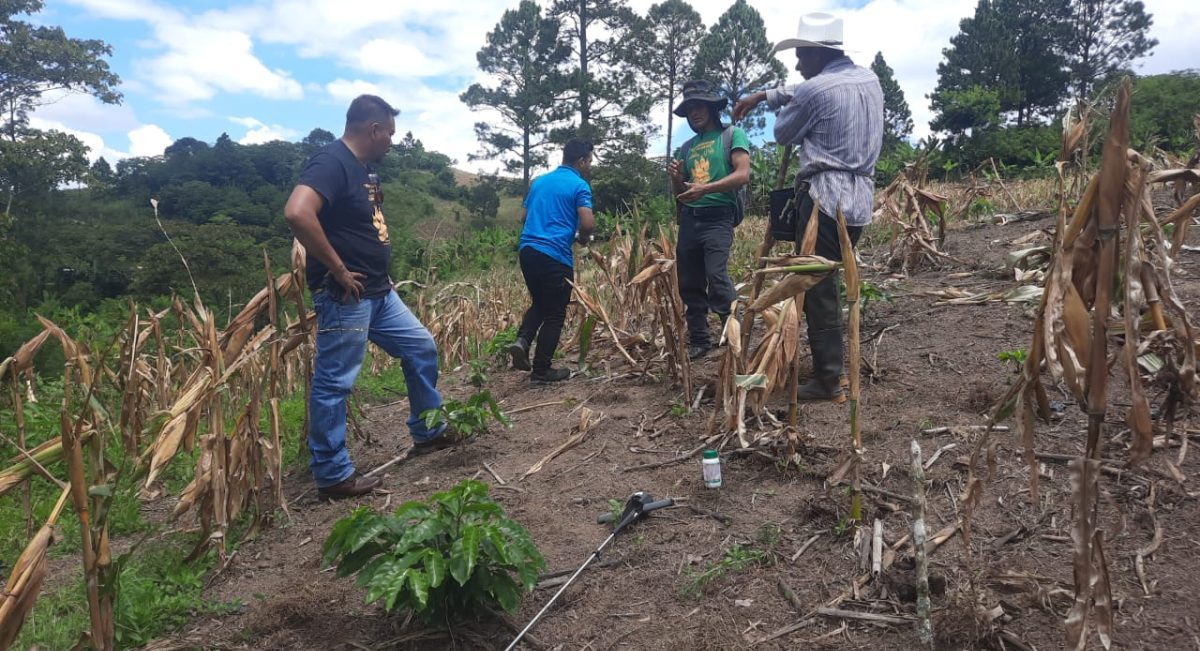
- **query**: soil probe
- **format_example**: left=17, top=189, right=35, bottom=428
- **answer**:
left=504, top=491, right=675, bottom=650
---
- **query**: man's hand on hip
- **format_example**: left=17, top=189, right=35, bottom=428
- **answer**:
left=333, top=267, right=366, bottom=302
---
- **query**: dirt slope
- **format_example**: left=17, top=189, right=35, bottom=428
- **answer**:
left=152, top=213, right=1200, bottom=651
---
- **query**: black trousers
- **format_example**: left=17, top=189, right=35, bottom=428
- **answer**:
left=517, top=246, right=573, bottom=371
left=793, top=190, right=863, bottom=332
left=677, top=205, right=737, bottom=347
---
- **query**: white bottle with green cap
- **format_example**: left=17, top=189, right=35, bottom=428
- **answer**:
left=702, top=449, right=722, bottom=488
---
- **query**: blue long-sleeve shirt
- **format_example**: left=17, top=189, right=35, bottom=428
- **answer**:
left=767, top=55, right=884, bottom=226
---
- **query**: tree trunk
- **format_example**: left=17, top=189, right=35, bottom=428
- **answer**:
left=522, top=127, right=532, bottom=193
left=578, top=0, right=590, bottom=130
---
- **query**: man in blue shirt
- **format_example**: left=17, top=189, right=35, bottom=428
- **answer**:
left=508, top=139, right=596, bottom=382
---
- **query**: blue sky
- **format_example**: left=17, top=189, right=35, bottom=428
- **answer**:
left=29, top=0, right=1200, bottom=173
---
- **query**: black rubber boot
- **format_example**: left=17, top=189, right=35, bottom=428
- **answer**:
left=507, top=337, right=531, bottom=371
left=798, top=272, right=845, bottom=402
left=531, top=366, right=570, bottom=383
left=797, top=327, right=845, bottom=401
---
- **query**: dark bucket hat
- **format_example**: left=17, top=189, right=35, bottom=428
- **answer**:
left=673, top=80, right=728, bottom=117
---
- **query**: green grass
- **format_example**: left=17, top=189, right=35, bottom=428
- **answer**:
left=1, top=369, right=313, bottom=650
left=12, top=537, right=239, bottom=651
left=678, top=544, right=771, bottom=600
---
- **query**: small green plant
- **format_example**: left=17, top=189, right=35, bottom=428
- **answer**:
left=679, top=544, right=770, bottom=600
left=422, top=390, right=511, bottom=438
left=322, top=479, right=545, bottom=621
left=755, top=523, right=782, bottom=548
left=607, top=499, right=623, bottom=524
left=483, top=326, right=518, bottom=365
left=467, top=359, right=490, bottom=388
left=669, top=399, right=690, bottom=418
left=968, top=196, right=996, bottom=219
left=833, top=516, right=853, bottom=538
left=997, top=349, right=1028, bottom=369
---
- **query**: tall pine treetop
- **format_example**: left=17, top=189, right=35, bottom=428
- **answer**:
left=870, top=52, right=913, bottom=148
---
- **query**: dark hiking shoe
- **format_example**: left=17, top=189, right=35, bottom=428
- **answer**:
left=318, top=473, right=382, bottom=499
left=688, top=344, right=712, bottom=360
left=508, top=339, right=531, bottom=371
left=531, top=367, right=570, bottom=383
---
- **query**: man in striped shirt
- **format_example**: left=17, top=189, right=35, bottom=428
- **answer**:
left=734, top=12, right=883, bottom=402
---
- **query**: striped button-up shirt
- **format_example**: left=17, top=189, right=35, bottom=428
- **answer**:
left=766, top=56, right=884, bottom=226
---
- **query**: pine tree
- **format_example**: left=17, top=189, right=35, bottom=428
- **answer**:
left=461, top=1, right=572, bottom=190
left=870, top=52, right=913, bottom=150
left=691, top=0, right=785, bottom=136
left=929, top=0, right=1070, bottom=133
left=550, top=0, right=655, bottom=156
left=633, top=0, right=705, bottom=160
left=1064, top=0, right=1157, bottom=100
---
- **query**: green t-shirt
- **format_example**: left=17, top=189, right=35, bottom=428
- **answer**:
left=673, top=126, right=750, bottom=208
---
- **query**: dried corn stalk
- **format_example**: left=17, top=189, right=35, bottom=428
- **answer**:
left=0, top=486, right=71, bottom=648
left=983, top=78, right=1197, bottom=650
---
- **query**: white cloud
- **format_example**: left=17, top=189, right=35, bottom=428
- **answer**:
left=65, top=0, right=303, bottom=104
left=229, top=116, right=298, bottom=144
left=48, top=0, right=1200, bottom=176
left=326, top=79, right=387, bottom=105
left=27, top=116, right=120, bottom=163
left=128, top=124, right=172, bottom=157
left=25, top=116, right=171, bottom=163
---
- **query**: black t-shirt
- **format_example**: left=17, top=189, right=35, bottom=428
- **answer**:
left=298, top=140, right=393, bottom=297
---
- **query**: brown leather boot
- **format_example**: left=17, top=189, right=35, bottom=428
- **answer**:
left=317, top=473, right=382, bottom=499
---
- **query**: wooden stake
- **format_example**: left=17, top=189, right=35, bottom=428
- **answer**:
left=911, top=441, right=933, bottom=648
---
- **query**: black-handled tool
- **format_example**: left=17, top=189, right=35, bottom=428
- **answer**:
left=506, top=491, right=675, bottom=651
left=596, top=496, right=675, bottom=525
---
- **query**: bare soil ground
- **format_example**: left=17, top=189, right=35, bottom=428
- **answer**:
left=151, top=213, right=1200, bottom=651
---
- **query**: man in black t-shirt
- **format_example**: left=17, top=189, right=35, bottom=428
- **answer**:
left=284, top=95, right=459, bottom=499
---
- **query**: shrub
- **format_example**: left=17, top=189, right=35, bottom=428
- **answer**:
left=322, top=480, right=545, bottom=621
left=422, top=390, right=511, bottom=438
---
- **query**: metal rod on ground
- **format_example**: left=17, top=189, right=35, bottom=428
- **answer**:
left=505, top=529, right=617, bottom=651
left=505, top=492, right=673, bottom=651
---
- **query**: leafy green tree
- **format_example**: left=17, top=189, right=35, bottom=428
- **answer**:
left=0, top=0, right=121, bottom=216
left=633, top=0, right=705, bottom=160
left=550, top=0, right=655, bottom=155
left=930, top=0, right=1069, bottom=130
left=1064, top=0, right=1156, bottom=100
left=871, top=52, right=913, bottom=150
left=302, top=127, right=336, bottom=153
left=87, top=156, right=115, bottom=191
left=0, top=128, right=89, bottom=212
left=1130, top=70, right=1200, bottom=152
left=931, top=86, right=1002, bottom=136
left=461, top=1, right=572, bottom=191
left=466, top=177, right=501, bottom=223
left=691, top=0, right=785, bottom=136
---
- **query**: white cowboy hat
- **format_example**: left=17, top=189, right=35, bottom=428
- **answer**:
left=772, top=12, right=845, bottom=53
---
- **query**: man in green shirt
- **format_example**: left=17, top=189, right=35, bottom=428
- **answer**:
left=668, top=80, right=751, bottom=359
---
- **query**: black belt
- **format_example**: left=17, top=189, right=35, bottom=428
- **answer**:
left=681, top=204, right=735, bottom=218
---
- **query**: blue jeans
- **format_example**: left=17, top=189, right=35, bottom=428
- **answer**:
left=309, top=289, right=444, bottom=487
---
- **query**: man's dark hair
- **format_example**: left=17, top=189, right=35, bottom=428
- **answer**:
left=346, top=95, right=399, bottom=130
left=707, top=106, right=725, bottom=130
left=563, top=138, right=594, bottom=166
